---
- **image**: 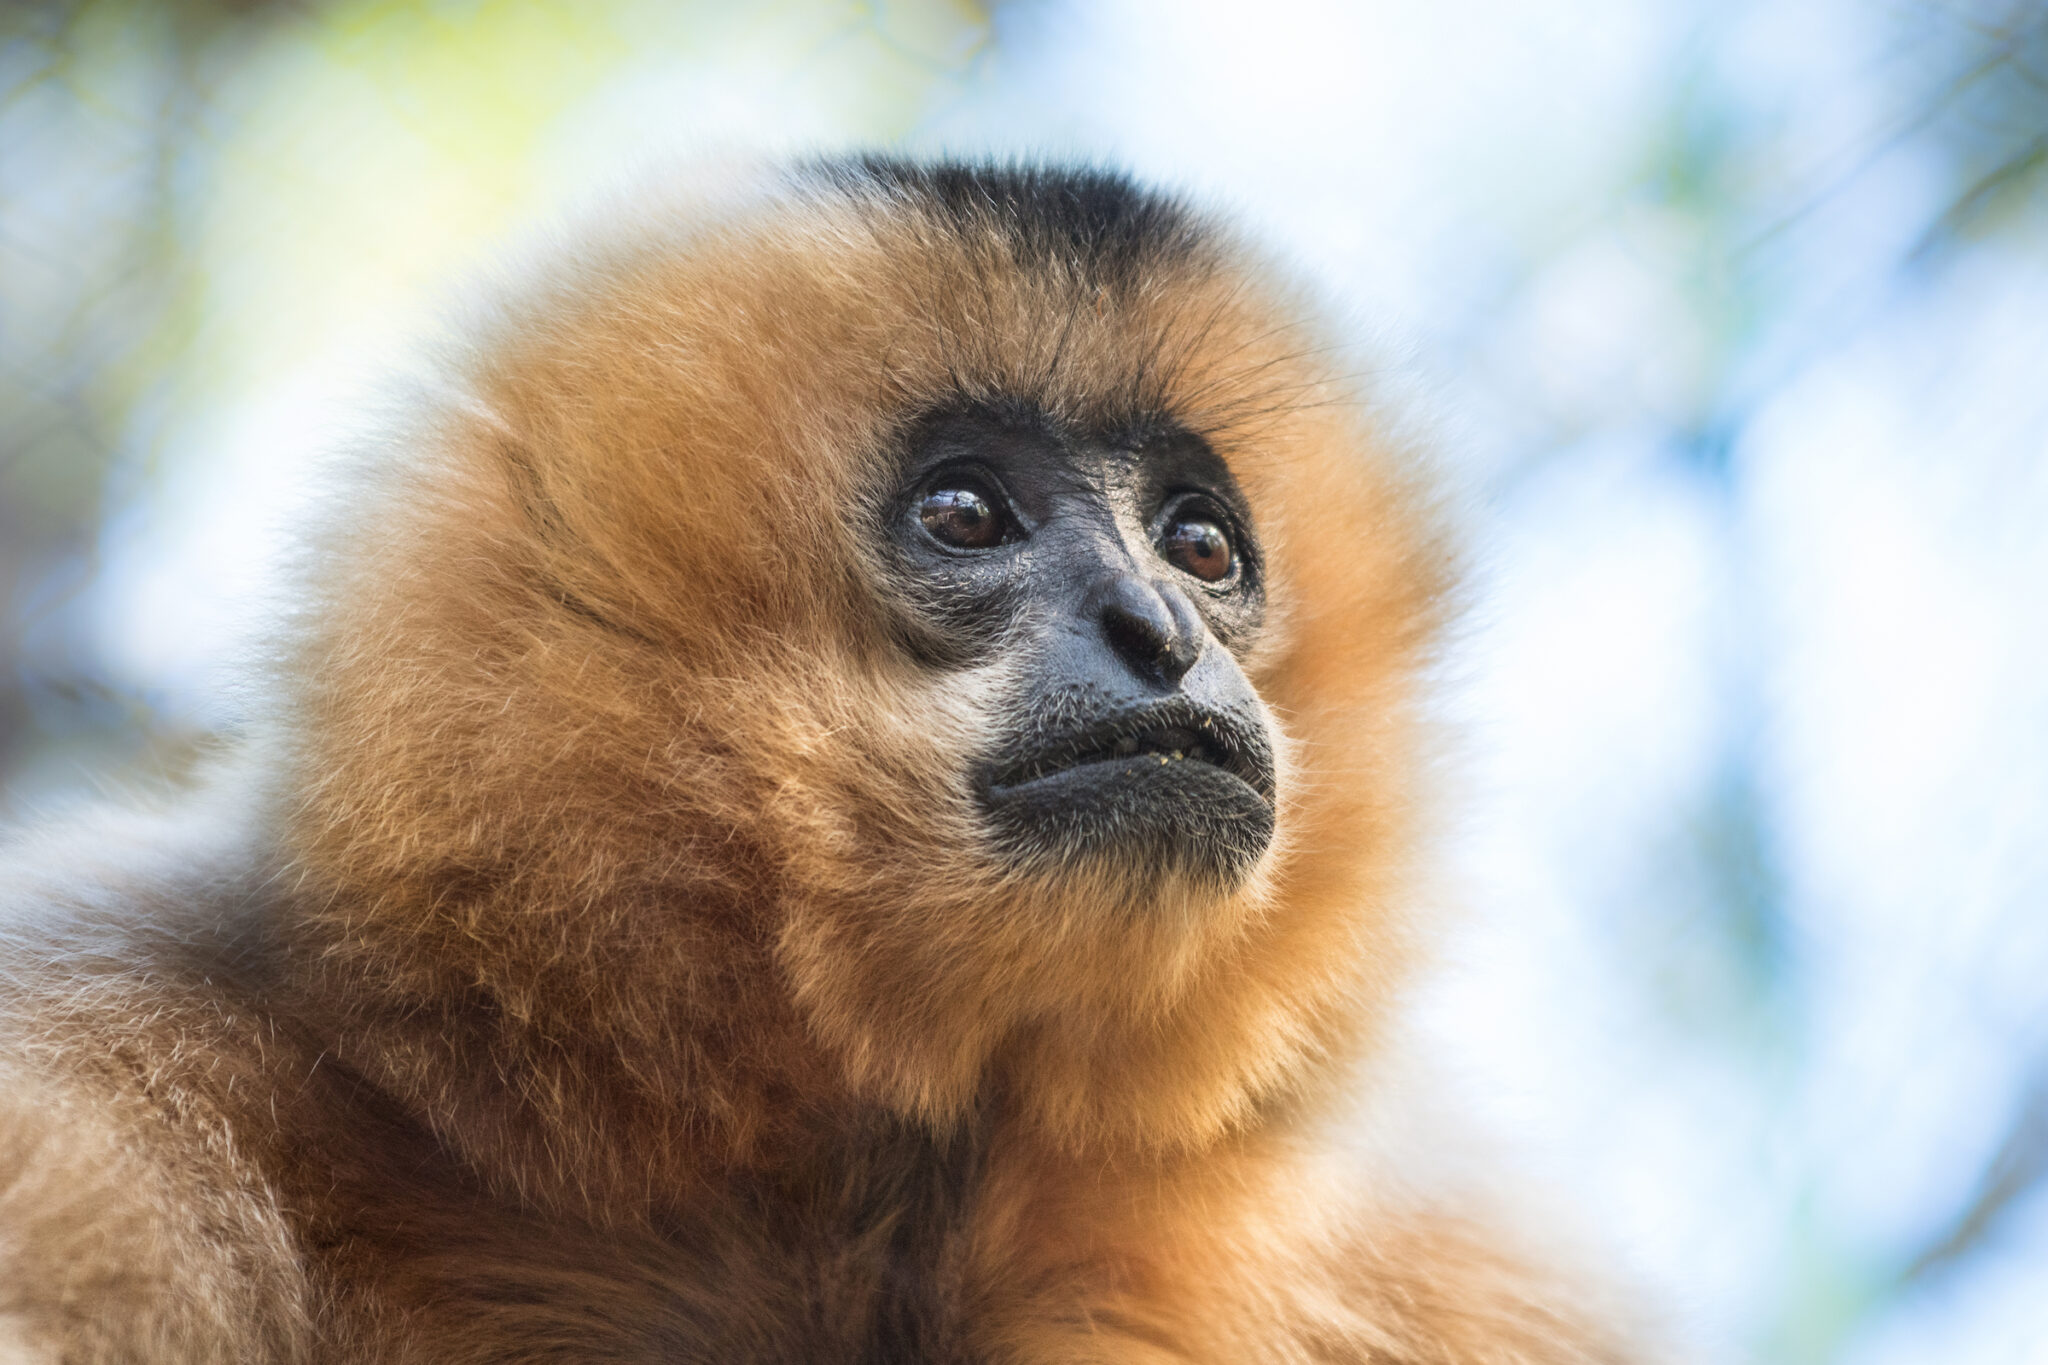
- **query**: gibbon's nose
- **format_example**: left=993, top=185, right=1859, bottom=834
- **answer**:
left=1091, top=573, right=1204, bottom=686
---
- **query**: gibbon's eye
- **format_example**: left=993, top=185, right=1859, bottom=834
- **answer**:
left=1161, top=508, right=1235, bottom=583
left=918, top=483, right=1008, bottom=549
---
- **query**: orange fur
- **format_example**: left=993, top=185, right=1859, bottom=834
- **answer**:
left=0, top=162, right=1634, bottom=1362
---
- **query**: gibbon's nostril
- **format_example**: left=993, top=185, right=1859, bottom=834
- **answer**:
left=1095, top=575, right=1201, bottom=685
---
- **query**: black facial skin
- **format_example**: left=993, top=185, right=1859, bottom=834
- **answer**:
left=885, top=404, right=1277, bottom=890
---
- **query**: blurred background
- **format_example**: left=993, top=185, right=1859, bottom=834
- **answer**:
left=3, top=0, right=2044, bottom=1358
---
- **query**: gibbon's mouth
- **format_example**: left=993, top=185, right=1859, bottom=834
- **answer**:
left=986, top=704, right=1274, bottom=803
left=979, top=700, right=1277, bottom=885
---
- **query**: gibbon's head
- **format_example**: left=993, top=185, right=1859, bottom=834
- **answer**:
left=291, top=159, right=1449, bottom=1162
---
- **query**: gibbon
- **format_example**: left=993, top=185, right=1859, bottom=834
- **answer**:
left=0, top=159, right=1631, bottom=1363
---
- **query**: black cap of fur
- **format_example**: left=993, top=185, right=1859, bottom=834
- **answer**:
left=804, top=156, right=1207, bottom=291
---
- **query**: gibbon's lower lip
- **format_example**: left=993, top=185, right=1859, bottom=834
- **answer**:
left=986, top=753, right=1269, bottom=811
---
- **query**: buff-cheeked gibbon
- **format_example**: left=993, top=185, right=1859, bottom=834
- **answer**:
left=0, top=159, right=1635, bottom=1364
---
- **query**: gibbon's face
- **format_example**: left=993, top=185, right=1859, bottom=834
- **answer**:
left=884, top=405, right=1276, bottom=889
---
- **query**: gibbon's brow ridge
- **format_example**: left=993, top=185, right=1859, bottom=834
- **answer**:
left=803, top=155, right=1208, bottom=290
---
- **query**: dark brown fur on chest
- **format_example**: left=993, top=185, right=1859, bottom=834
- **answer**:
left=302, top=1085, right=988, bottom=1364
